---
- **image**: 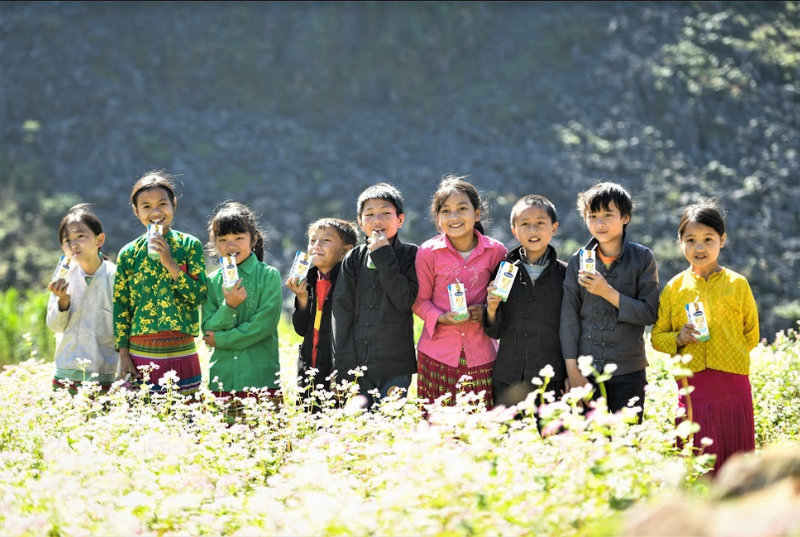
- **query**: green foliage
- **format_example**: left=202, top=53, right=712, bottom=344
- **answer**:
left=0, top=289, right=55, bottom=367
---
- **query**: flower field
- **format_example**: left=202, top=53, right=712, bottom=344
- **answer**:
left=0, top=323, right=799, bottom=536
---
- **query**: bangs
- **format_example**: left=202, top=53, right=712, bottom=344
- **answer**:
left=213, top=212, right=250, bottom=237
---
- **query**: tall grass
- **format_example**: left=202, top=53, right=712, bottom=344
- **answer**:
left=0, top=289, right=54, bottom=367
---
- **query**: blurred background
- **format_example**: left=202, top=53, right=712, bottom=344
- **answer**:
left=2, top=1, right=799, bottom=343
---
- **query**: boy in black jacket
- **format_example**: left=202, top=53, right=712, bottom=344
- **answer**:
left=332, top=183, right=419, bottom=409
left=287, top=218, right=358, bottom=408
left=485, top=195, right=567, bottom=428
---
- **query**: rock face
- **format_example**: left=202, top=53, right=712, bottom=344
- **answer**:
left=2, top=2, right=798, bottom=340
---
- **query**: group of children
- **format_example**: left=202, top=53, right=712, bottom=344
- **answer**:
left=47, top=170, right=760, bottom=474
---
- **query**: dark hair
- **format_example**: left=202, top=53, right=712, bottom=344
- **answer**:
left=207, top=201, right=266, bottom=262
left=510, top=195, right=558, bottom=226
left=576, top=182, right=634, bottom=229
left=431, top=174, right=487, bottom=235
left=130, top=170, right=178, bottom=207
left=677, top=198, right=726, bottom=239
left=356, top=182, right=404, bottom=217
left=58, top=203, right=109, bottom=260
left=307, top=218, right=359, bottom=247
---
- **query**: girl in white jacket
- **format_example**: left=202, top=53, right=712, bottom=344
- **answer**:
left=47, top=204, right=118, bottom=393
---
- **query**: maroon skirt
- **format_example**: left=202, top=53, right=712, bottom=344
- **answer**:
left=677, top=368, right=755, bottom=475
left=417, top=350, right=494, bottom=408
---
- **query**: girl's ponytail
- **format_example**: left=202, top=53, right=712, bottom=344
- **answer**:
left=253, top=232, right=265, bottom=262
left=474, top=221, right=485, bottom=235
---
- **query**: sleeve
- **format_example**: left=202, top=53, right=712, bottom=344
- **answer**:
left=412, top=246, right=445, bottom=340
left=741, top=279, right=760, bottom=351
left=202, top=273, right=237, bottom=333
left=617, top=248, right=660, bottom=326
left=113, top=249, right=133, bottom=351
left=559, top=255, right=582, bottom=360
left=291, top=281, right=312, bottom=337
left=331, top=248, right=359, bottom=380
left=483, top=261, right=507, bottom=340
left=172, top=237, right=207, bottom=309
left=371, top=243, right=418, bottom=311
left=650, top=284, right=679, bottom=355
left=212, top=267, right=282, bottom=351
left=46, top=293, right=70, bottom=334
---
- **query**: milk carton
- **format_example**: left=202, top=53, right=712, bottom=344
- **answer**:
left=490, top=261, right=519, bottom=302
left=685, top=301, right=710, bottom=342
left=447, top=282, right=469, bottom=321
left=220, top=255, right=239, bottom=291
left=51, top=255, right=74, bottom=282
left=147, top=224, right=163, bottom=259
left=289, top=251, right=313, bottom=282
left=579, top=248, right=596, bottom=275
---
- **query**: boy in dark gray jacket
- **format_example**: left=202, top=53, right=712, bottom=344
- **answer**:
left=560, top=182, right=659, bottom=423
left=332, top=183, right=419, bottom=408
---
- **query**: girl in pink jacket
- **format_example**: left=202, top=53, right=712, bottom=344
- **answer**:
left=413, top=175, right=508, bottom=408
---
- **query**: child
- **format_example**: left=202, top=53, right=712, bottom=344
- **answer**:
left=287, top=218, right=358, bottom=396
left=47, top=204, right=118, bottom=393
left=651, top=198, right=759, bottom=474
left=413, top=175, right=508, bottom=408
left=331, top=183, right=419, bottom=409
left=113, top=171, right=207, bottom=396
left=202, top=201, right=283, bottom=402
left=484, top=195, right=568, bottom=417
left=560, top=182, right=659, bottom=423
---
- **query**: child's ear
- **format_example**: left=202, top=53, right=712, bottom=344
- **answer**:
left=510, top=225, right=519, bottom=242
left=720, top=232, right=727, bottom=248
left=397, top=213, right=405, bottom=228
left=552, top=221, right=559, bottom=235
left=343, top=244, right=355, bottom=254
left=96, top=233, right=106, bottom=250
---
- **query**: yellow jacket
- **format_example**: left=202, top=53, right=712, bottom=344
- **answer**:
left=652, top=267, right=760, bottom=375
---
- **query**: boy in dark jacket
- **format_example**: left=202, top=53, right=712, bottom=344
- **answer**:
left=560, top=182, right=659, bottom=424
left=287, top=218, right=358, bottom=408
left=485, top=195, right=567, bottom=428
left=331, top=183, right=419, bottom=409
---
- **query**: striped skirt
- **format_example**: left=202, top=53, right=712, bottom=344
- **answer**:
left=677, top=368, right=755, bottom=475
left=417, top=350, right=494, bottom=408
left=129, top=331, right=202, bottom=395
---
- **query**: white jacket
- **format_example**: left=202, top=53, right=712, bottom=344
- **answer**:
left=46, top=259, right=118, bottom=375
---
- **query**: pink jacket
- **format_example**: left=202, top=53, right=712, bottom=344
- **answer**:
left=413, top=230, right=508, bottom=367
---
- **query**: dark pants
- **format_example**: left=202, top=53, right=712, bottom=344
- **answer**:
left=590, top=369, right=647, bottom=424
left=358, top=373, right=413, bottom=409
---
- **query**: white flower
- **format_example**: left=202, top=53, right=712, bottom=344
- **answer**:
left=577, top=355, right=594, bottom=376
left=538, top=365, right=555, bottom=379
left=603, top=363, right=618, bottom=375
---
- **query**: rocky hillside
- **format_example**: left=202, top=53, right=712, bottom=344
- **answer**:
left=2, top=1, right=799, bottom=339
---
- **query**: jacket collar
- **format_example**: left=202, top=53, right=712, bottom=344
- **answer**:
left=430, top=229, right=489, bottom=257
left=507, top=243, right=558, bottom=266
left=231, top=253, right=257, bottom=275
left=583, top=231, right=630, bottom=260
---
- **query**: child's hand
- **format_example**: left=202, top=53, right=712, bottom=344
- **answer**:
left=285, top=276, right=309, bottom=297
left=118, top=348, right=140, bottom=380
left=203, top=330, right=216, bottom=348
left=468, top=304, right=486, bottom=323
left=437, top=311, right=469, bottom=326
left=148, top=233, right=175, bottom=264
left=367, top=230, right=389, bottom=252
left=486, top=285, right=502, bottom=313
left=578, top=270, right=609, bottom=295
left=224, top=279, right=247, bottom=309
left=48, top=279, right=71, bottom=311
left=677, top=323, right=701, bottom=347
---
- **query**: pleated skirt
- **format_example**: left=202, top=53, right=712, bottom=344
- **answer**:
left=129, top=331, right=202, bottom=395
left=677, top=368, right=755, bottom=474
left=417, top=350, right=494, bottom=408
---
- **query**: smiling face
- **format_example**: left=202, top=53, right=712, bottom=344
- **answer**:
left=307, top=226, right=353, bottom=274
left=584, top=201, right=629, bottom=254
left=358, top=198, right=404, bottom=241
left=216, top=231, right=254, bottom=264
left=133, top=187, right=176, bottom=232
left=436, top=191, right=480, bottom=246
left=511, top=206, right=558, bottom=263
left=60, top=221, right=104, bottom=265
left=681, top=221, right=726, bottom=278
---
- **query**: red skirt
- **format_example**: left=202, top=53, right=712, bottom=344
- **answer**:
left=129, top=331, right=202, bottom=395
left=677, top=368, right=755, bottom=475
left=417, top=350, right=494, bottom=408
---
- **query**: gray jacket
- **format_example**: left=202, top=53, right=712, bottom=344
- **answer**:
left=559, top=234, right=659, bottom=376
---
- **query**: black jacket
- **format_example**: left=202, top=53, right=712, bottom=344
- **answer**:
left=292, top=263, right=341, bottom=384
left=331, top=236, right=418, bottom=380
left=484, top=245, right=567, bottom=386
